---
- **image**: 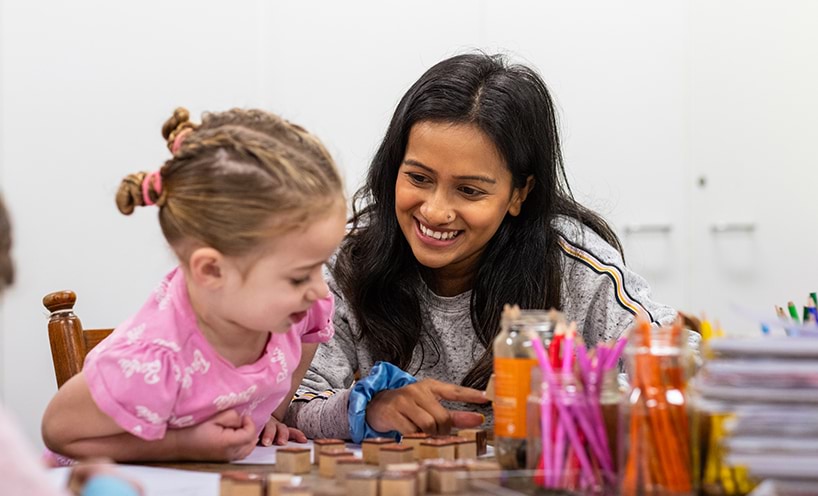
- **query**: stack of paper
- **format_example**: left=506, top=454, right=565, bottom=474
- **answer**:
left=693, top=337, right=818, bottom=494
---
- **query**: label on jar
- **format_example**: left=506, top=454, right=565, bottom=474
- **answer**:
left=493, top=357, right=537, bottom=439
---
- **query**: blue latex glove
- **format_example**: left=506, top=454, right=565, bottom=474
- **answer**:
left=348, top=361, right=417, bottom=443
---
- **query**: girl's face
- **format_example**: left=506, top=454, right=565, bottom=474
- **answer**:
left=214, top=199, right=346, bottom=336
left=395, top=121, right=529, bottom=283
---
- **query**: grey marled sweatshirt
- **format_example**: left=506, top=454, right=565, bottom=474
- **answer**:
left=284, top=217, right=693, bottom=439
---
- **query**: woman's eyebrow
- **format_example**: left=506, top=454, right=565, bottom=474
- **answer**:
left=402, top=159, right=496, bottom=184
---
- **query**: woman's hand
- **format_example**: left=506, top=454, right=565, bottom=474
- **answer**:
left=365, top=378, right=487, bottom=435
left=259, top=416, right=308, bottom=446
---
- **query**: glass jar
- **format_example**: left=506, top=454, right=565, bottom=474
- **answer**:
left=620, top=320, right=695, bottom=496
left=493, top=309, right=561, bottom=469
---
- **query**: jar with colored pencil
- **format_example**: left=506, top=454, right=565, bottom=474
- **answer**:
left=527, top=323, right=624, bottom=495
left=620, top=315, right=695, bottom=496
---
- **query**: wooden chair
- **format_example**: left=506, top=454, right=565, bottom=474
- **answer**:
left=43, top=290, right=113, bottom=388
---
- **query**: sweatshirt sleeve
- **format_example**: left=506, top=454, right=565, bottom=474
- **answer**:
left=284, top=265, right=360, bottom=440
left=554, top=219, right=694, bottom=346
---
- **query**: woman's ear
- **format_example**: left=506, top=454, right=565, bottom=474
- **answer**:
left=188, top=247, right=226, bottom=289
left=508, top=175, right=535, bottom=217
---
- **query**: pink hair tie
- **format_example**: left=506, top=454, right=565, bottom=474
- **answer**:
left=171, top=128, right=193, bottom=154
left=142, top=171, right=163, bottom=207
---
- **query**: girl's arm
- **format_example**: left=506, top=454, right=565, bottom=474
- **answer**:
left=41, top=372, right=257, bottom=462
left=258, top=343, right=318, bottom=446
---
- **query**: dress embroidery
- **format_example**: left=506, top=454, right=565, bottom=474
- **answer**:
left=135, top=405, right=163, bottom=425
left=118, top=358, right=161, bottom=385
left=270, top=347, right=289, bottom=384
left=213, top=385, right=258, bottom=411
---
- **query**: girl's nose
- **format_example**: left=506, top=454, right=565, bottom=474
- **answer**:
left=306, top=276, right=329, bottom=302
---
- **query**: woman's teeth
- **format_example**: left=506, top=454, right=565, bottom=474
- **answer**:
left=419, top=223, right=460, bottom=240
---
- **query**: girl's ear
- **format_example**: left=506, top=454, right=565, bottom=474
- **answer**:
left=188, top=247, right=226, bottom=289
left=508, top=175, right=535, bottom=217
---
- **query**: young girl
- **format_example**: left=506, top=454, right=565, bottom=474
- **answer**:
left=41, top=108, right=347, bottom=461
left=286, top=53, right=697, bottom=441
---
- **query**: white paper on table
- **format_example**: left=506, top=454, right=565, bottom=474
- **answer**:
left=233, top=439, right=363, bottom=465
left=47, top=464, right=220, bottom=496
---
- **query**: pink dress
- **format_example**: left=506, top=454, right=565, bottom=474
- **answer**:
left=83, top=267, right=334, bottom=441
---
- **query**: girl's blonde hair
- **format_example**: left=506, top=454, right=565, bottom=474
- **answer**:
left=116, top=108, right=343, bottom=260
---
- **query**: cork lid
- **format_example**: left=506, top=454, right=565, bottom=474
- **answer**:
left=278, top=447, right=310, bottom=454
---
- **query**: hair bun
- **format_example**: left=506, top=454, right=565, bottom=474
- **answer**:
left=161, top=107, right=197, bottom=152
left=115, top=172, right=148, bottom=215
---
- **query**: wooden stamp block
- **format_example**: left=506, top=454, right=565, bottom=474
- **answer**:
left=380, top=470, right=417, bottom=496
left=318, top=448, right=354, bottom=478
left=335, top=456, right=366, bottom=482
left=385, top=463, right=426, bottom=496
left=400, top=432, right=429, bottom=459
left=278, top=486, right=312, bottom=496
left=313, top=438, right=345, bottom=463
left=266, top=474, right=295, bottom=496
left=220, top=471, right=266, bottom=496
left=362, top=436, right=397, bottom=464
left=379, top=444, right=414, bottom=467
left=345, top=469, right=380, bottom=496
left=456, top=428, right=488, bottom=456
left=465, top=459, right=502, bottom=488
left=418, top=438, right=456, bottom=460
left=276, top=447, right=311, bottom=475
left=428, top=461, right=468, bottom=494
left=453, top=437, right=477, bottom=459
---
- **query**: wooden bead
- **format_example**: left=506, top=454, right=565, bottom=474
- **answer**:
left=276, top=447, right=311, bottom=475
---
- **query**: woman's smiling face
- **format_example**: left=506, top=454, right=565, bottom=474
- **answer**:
left=395, top=121, right=529, bottom=283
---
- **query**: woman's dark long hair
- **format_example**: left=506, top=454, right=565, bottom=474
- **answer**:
left=332, top=53, right=621, bottom=389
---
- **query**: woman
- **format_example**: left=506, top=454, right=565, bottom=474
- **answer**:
left=285, top=52, right=686, bottom=441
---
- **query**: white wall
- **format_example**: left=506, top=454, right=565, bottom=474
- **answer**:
left=1, top=0, right=817, bottom=447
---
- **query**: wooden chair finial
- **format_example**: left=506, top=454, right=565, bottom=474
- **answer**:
left=43, top=290, right=77, bottom=314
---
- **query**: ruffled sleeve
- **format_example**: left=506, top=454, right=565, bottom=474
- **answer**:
left=83, top=334, right=182, bottom=441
